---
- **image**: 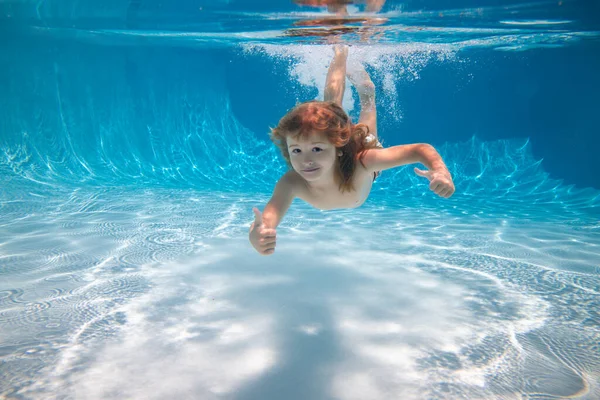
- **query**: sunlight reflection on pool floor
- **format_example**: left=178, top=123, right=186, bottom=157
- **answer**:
left=0, top=187, right=599, bottom=399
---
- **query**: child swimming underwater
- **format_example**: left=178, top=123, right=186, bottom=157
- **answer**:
left=249, top=45, right=455, bottom=255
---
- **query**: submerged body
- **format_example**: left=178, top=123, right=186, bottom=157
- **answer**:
left=249, top=46, right=455, bottom=255
left=277, top=158, right=374, bottom=211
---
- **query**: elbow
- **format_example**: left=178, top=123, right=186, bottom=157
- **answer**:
left=416, top=143, right=434, bottom=152
left=411, top=143, right=432, bottom=161
left=412, top=143, right=437, bottom=165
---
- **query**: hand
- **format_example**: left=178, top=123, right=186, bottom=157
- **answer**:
left=249, top=208, right=277, bottom=255
left=414, top=167, right=455, bottom=198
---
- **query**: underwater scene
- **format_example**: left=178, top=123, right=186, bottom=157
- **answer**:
left=0, top=0, right=599, bottom=399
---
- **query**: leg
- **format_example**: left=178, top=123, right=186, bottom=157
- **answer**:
left=348, top=60, right=381, bottom=182
left=347, top=59, right=377, bottom=137
left=323, top=45, right=348, bottom=107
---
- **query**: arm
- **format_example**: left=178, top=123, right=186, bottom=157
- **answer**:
left=249, top=172, right=297, bottom=255
left=362, top=143, right=445, bottom=172
left=362, top=143, right=455, bottom=198
left=262, top=172, right=297, bottom=229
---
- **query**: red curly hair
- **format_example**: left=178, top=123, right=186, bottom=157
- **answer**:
left=269, top=100, right=379, bottom=192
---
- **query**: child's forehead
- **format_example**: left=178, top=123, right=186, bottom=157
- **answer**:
left=286, top=130, right=330, bottom=145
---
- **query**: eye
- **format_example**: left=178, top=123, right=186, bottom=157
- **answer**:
left=291, top=148, right=301, bottom=154
left=312, top=147, right=323, bottom=153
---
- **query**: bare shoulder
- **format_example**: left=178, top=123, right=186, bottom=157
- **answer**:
left=266, top=171, right=301, bottom=212
left=273, top=170, right=305, bottom=197
left=357, top=147, right=384, bottom=173
left=279, top=170, right=302, bottom=187
left=278, top=170, right=312, bottom=200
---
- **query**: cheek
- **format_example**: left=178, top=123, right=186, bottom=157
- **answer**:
left=289, top=155, right=301, bottom=167
left=318, top=151, right=335, bottom=163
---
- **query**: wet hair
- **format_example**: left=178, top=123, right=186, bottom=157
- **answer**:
left=269, top=100, right=380, bottom=192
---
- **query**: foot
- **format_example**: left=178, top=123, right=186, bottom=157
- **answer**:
left=333, top=44, right=349, bottom=58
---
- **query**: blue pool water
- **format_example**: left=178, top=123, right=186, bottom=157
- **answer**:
left=1, top=1, right=599, bottom=399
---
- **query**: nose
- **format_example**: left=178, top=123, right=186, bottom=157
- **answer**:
left=301, top=155, right=314, bottom=166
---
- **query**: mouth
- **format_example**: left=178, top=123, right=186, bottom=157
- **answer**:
left=302, top=167, right=320, bottom=173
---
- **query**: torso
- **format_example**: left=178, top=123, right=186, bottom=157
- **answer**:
left=291, top=162, right=374, bottom=210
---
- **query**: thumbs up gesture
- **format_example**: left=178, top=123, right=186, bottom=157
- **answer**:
left=249, top=208, right=278, bottom=255
left=414, top=167, right=455, bottom=198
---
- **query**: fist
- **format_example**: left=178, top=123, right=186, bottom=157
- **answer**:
left=249, top=208, right=277, bottom=255
left=414, top=167, right=455, bottom=198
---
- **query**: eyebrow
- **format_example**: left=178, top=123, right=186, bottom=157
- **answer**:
left=288, top=142, right=327, bottom=148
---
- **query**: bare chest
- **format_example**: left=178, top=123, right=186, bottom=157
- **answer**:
left=299, top=169, right=374, bottom=210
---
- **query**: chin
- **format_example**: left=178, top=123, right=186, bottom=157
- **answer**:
left=299, top=170, right=319, bottom=177
left=302, top=175, right=321, bottom=182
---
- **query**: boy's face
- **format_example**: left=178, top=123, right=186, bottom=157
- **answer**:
left=286, top=131, right=338, bottom=182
